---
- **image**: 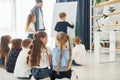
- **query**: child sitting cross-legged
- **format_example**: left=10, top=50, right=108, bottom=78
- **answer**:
left=27, top=31, right=52, bottom=80
left=14, top=38, right=32, bottom=79
left=6, top=38, right=22, bottom=73
left=72, top=36, right=86, bottom=66
left=51, top=32, right=72, bottom=80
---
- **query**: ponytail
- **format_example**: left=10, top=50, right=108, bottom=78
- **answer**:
left=65, top=35, right=72, bottom=71
left=27, top=31, right=47, bottom=67
left=56, top=32, right=72, bottom=74
left=56, top=41, right=63, bottom=74
left=25, top=13, right=35, bottom=32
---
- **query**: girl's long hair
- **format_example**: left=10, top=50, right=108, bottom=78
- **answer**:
left=25, top=13, right=35, bottom=32
left=56, top=32, right=72, bottom=74
left=27, top=31, right=47, bottom=67
left=0, top=35, right=11, bottom=56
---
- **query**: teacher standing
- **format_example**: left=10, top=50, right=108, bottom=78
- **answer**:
left=31, top=0, right=45, bottom=32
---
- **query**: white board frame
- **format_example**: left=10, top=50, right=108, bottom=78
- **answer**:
left=51, top=2, right=78, bottom=38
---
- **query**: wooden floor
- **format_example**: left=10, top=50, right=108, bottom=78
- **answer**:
left=0, top=52, right=120, bottom=80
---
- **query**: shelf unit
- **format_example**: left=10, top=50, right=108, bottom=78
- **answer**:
left=92, top=24, right=120, bottom=28
left=93, top=0, right=120, bottom=8
left=116, top=48, right=120, bottom=51
left=92, top=0, right=120, bottom=62
left=101, top=47, right=120, bottom=51
left=92, top=11, right=120, bottom=18
left=92, top=0, right=120, bottom=28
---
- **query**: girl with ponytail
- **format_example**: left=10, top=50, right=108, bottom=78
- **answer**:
left=25, top=12, right=36, bottom=39
left=27, top=31, right=52, bottom=80
left=51, top=32, right=72, bottom=80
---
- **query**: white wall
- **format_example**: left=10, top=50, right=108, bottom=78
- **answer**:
left=0, top=0, right=16, bottom=38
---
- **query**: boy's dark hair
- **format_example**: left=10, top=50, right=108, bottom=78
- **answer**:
left=22, top=38, right=32, bottom=48
left=59, top=12, right=66, bottom=18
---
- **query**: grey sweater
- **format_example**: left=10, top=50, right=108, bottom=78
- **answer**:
left=31, top=6, right=45, bottom=31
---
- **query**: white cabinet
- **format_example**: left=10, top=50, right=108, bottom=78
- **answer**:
left=94, top=31, right=116, bottom=62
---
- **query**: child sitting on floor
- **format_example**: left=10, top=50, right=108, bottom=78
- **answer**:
left=0, top=35, right=12, bottom=66
left=72, top=36, right=86, bottom=66
left=6, top=38, right=22, bottom=73
left=14, top=38, right=32, bottom=79
left=51, top=32, right=72, bottom=80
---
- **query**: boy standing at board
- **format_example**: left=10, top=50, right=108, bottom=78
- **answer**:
left=54, top=12, right=74, bottom=34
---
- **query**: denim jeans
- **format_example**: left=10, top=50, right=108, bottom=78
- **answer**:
left=0, top=57, right=4, bottom=65
left=28, top=34, right=34, bottom=39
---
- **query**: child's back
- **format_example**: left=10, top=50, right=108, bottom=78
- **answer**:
left=0, top=35, right=12, bottom=65
left=14, top=38, right=32, bottom=78
left=27, top=31, right=51, bottom=80
left=73, top=44, right=86, bottom=56
left=51, top=32, right=72, bottom=80
left=6, top=39, right=22, bottom=73
left=55, top=12, right=74, bottom=34
left=14, top=48, right=31, bottom=78
left=55, top=21, right=74, bottom=34
left=52, top=47, right=70, bottom=71
left=6, top=49, right=21, bottom=72
left=72, top=37, right=86, bottom=65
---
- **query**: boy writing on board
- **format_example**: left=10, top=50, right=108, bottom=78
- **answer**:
left=54, top=12, right=74, bottom=34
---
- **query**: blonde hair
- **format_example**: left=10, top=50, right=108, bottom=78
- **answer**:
left=56, top=32, right=72, bottom=74
left=74, top=36, right=81, bottom=44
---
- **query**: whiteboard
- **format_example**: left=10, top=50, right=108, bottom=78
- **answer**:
left=51, top=2, right=77, bottom=38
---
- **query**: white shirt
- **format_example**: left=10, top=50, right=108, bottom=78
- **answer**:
left=39, top=9, right=44, bottom=29
left=32, top=47, right=51, bottom=69
left=39, top=49, right=48, bottom=68
left=14, top=48, right=31, bottom=78
left=29, top=23, right=35, bottom=34
left=72, top=44, right=86, bottom=60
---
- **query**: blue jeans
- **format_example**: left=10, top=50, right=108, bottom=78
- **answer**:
left=31, top=67, right=51, bottom=80
left=28, top=34, right=34, bottom=39
left=0, top=57, right=4, bottom=65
